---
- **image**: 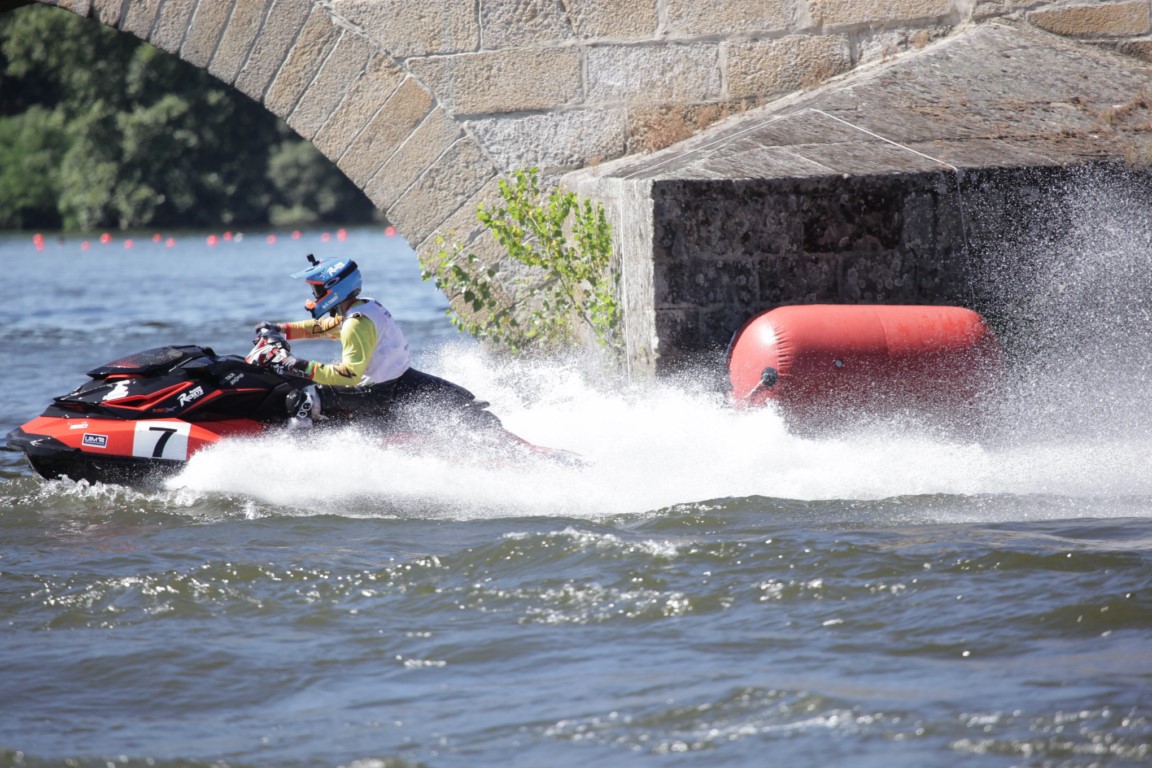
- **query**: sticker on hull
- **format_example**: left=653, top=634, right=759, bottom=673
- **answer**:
left=82, top=433, right=108, bottom=448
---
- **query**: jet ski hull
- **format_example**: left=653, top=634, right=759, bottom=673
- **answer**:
left=7, top=415, right=265, bottom=486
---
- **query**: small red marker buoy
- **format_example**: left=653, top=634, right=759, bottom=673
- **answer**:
left=152, top=233, right=162, bottom=243
left=124, top=239, right=134, bottom=249
left=336, top=228, right=348, bottom=241
left=207, top=234, right=219, bottom=246
left=223, top=231, right=233, bottom=241
left=267, top=234, right=277, bottom=245
left=100, top=233, right=112, bottom=244
left=321, top=232, right=331, bottom=243
left=166, top=237, right=176, bottom=248
left=291, top=230, right=302, bottom=240
left=81, top=241, right=91, bottom=251
left=384, top=226, right=396, bottom=237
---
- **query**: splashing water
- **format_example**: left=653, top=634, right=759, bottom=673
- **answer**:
left=163, top=171, right=1152, bottom=518
left=166, top=345, right=1152, bottom=518
left=978, top=168, right=1152, bottom=442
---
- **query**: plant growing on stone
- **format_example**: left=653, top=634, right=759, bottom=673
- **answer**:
left=424, top=167, right=621, bottom=356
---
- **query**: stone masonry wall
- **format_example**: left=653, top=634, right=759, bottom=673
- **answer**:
left=633, top=168, right=1038, bottom=373
left=41, top=0, right=1152, bottom=259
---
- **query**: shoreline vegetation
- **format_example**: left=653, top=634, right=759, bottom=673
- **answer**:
left=0, top=4, right=379, bottom=233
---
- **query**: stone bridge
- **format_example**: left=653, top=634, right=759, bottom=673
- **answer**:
left=29, top=0, right=1152, bottom=251
left=26, top=0, right=1152, bottom=373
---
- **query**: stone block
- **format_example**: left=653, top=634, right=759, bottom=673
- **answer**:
left=91, top=0, right=125, bottom=25
left=286, top=32, right=374, bottom=140
left=329, top=0, right=479, bottom=57
left=424, top=176, right=506, bottom=251
left=150, top=0, right=196, bottom=53
left=566, top=0, right=658, bottom=40
left=465, top=109, right=627, bottom=172
left=653, top=183, right=801, bottom=262
left=234, top=0, right=312, bottom=101
left=800, top=183, right=905, bottom=253
left=313, top=54, right=407, bottom=162
left=652, top=307, right=704, bottom=371
left=666, top=0, right=795, bottom=37
left=659, top=259, right=759, bottom=306
left=408, top=49, right=581, bottom=116
left=840, top=250, right=919, bottom=302
left=727, top=35, right=852, bottom=100
left=56, top=0, right=93, bottom=16
left=389, top=137, right=498, bottom=248
left=479, top=0, right=571, bottom=48
left=699, top=144, right=837, bottom=179
left=796, top=141, right=945, bottom=175
left=757, top=253, right=840, bottom=306
left=364, top=108, right=462, bottom=210
left=1029, top=2, right=1150, bottom=37
left=120, top=0, right=161, bottom=40
left=855, top=25, right=953, bottom=65
left=900, top=186, right=938, bottom=261
left=338, top=76, right=433, bottom=186
left=587, top=43, right=721, bottom=105
left=181, top=0, right=233, bottom=68
left=263, top=5, right=341, bottom=120
left=809, top=0, right=954, bottom=27
left=210, top=0, right=270, bottom=85
left=627, top=101, right=754, bottom=154
left=1112, top=38, right=1152, bottom=62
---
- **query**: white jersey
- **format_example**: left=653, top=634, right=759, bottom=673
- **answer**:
left=347, top=298, right=411, bottom=385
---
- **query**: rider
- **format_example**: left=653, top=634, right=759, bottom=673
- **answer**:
left=251, top=254, right=499, bottom=431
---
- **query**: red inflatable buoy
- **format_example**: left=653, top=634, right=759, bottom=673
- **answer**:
left=729, top=305, right=1001, bottom=421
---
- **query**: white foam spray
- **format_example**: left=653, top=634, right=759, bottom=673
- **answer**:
left=172, top=170, right=1152, bottom=518
left=171, top=348, right=1152, bottom=519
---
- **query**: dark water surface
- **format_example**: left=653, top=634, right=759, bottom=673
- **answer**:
left=2, top=229, right=1150, bottom=767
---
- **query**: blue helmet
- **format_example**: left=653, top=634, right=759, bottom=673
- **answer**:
left=291, top=254, right=362, bottom=318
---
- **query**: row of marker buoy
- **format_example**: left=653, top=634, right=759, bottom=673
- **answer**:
left=29, top=225, right=399, bottom=252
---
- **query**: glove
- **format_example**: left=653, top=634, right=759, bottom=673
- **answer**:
left=250, top=341, right=302, bottom=375
left=253, top=321, right=284, bottom=345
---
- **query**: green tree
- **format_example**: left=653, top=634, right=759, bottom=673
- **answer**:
left=425, top=168, right=621, bottom=356
left=0, top=106, right=66, bottom=228
left=0, top=3, right=375, bottom=231
left=267, top=129, right=377, bottom=226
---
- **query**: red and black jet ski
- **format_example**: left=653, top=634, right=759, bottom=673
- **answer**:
left=6, top=342, right=579, bottom=486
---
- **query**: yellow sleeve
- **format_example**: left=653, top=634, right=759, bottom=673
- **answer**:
left=298, top=314, right=379, bottom=386
left=282, top=315, right=343, bottom=341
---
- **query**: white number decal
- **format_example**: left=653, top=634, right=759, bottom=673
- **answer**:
left=132, top=421, right=192, bottom=461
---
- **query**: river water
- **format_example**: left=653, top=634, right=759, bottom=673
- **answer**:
left=1, top=224, right=1150, bottom=768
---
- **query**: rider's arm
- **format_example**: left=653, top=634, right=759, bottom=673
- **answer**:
left=293, top=315, right=379, bottom=385
left=282, top=315, right=343, bottom=341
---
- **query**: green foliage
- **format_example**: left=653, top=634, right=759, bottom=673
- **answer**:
left=0, top=4, right=374, bottom=231
left=424, top=168, right=621, bottom=356
left=267, top=136, right=376, bottom=227
left=0, top=107, right=66, bottom=229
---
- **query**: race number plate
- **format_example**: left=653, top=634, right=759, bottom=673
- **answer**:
left=132, top=421, right=192, bottom=461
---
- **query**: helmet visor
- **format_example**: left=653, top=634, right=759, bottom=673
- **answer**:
left=310, top=282, right=327, bottom=300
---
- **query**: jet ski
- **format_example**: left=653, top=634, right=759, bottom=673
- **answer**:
left=6, top=339, right=580, bottom=486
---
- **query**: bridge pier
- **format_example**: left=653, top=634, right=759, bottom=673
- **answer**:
left=567, top=23, right=1152, bottom=376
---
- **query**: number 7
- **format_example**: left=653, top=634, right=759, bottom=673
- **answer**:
left=147, top=426, right=178, bottom=458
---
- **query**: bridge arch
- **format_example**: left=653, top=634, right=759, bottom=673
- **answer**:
left=23, top=0, right=1152, bottom=371
left=34, top=0, right=1151, bottom=259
